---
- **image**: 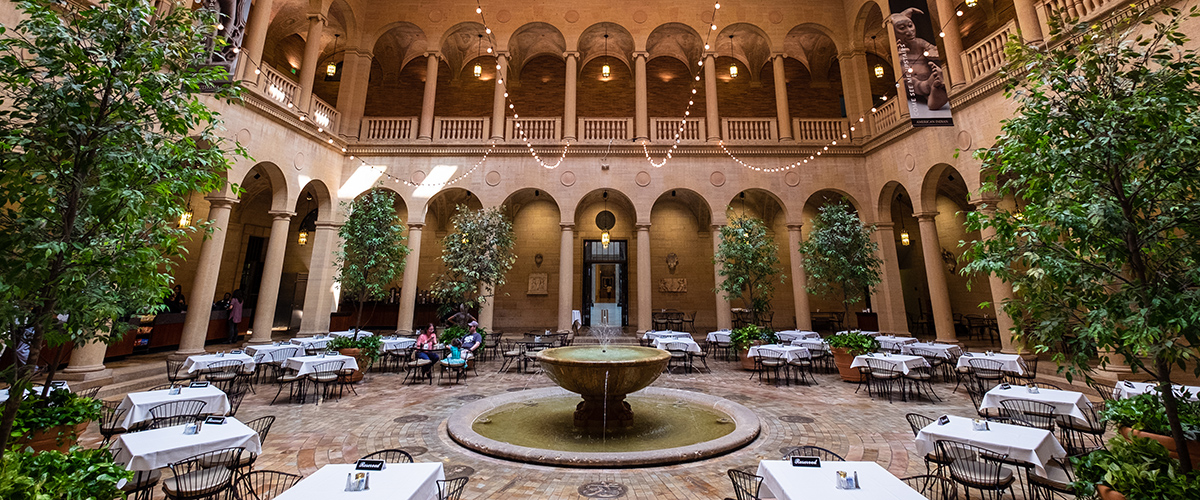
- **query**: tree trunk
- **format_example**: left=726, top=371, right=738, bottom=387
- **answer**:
left=0, top=324, right=45, bottom=457
left=39, top=343, right=68, bottom=397
left=1158, top=357, right=1193, bottom=472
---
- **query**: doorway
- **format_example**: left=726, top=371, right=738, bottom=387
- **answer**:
left=582, top=240, right=628, bottom=327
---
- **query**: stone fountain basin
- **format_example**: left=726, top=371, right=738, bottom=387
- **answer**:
left=535, top=345, right=670, bottom=397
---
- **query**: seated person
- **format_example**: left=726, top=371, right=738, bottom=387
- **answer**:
left=446, top=339, right=465, bottom=365
left=460, top=321, right=483, bottom=359
left=415, top=324, right=440, bottom=363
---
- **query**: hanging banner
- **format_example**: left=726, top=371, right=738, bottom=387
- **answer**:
left=890, top=6, right=953, bottom=127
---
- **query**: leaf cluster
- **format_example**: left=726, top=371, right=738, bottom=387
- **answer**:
left=1099, top=392, right=1200, bottom=441
left=713, top=215, right=784, bottom=322
left=798, top=203, right=881, bottom=310
left=1071, top=435, right=1200, bottom=499
left=0, top=446, right=132, bottom=500
left=730, top=325, right=777, bottom=352
left=10, top=391, right=101, bottom=441
left=826, top=331, right=881, bottom=356
left=325, top=334, right=384, bottom=364
left=431, top=205, right=516, bottom=309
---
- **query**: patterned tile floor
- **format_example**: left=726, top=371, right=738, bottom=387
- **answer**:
left=82, top=345, right=1098, bottom=499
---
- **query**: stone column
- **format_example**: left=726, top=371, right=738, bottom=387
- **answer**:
left=704, top=53, right=720, bottom=141
left=838, top=50, right=873, bottom=140
left=1012, top=0, right=1045, bottom=44
left=872, top=222, right=909, bottom=333
left=633, top=51, right=649, bottom=142
left=59, top=338, right=112, bottom=383
left=417, top=53, right=439, bottom=141
left=636, top=224, right=652, bottom=334
left=884, top=20, right=912, bottom=118
left=178, top=197, right=236, bottom=356
left=395, top=224, right=423, bottom=334
left=786, top=225, right=812, bottom=330
left=563, top=52, right=579, bottom=141
left=248, top=211, right=293, bottom=344
left=237, top=0, right=275, bottom=83
left=929, top=0, right=966, bottom=87
left=491, top=53, right=508, bottom=140
left=712, top=225, right=732, bottom=330
left=772, top=54, right=793, bottom=141
left=298, top=221, right=339, bottom=335
left=296, top=13, right=326, bottom=114
left=976, top=205, right=1018, bottom=353
left=557, top=224, right=575, bottom=333
left=479, top=283, right=495, bottom=333
left=916, top=213, right=956, bottom=342
left=336, top=48, right=373, bottom=140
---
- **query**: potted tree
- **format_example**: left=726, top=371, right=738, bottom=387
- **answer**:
left=797, top=202, right=882, bottom=334
left=0, top=0, right=241, bottom=455
left=326, top=334, right=384, bottom=381
left=826, top=332, right=880, bottom=382
left=713, top=215, right=785, bottom=330
left=333, top=188, right=409, bottom=343
left=431, top=206, right=516, bottom=333
left=1072, top=435, right=1200, bottom=499
left=730, top=325, right=779, bottom=370
left=11, top=391, right=102, bottom=453
left=1099, top=392, right=1200, bottom=465
left=964, top=7, right=1200, bottom=472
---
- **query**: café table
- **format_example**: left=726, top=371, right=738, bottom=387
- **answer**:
left=748, top=344, right=811, bottom=362
left=836, top=331, right=881, bottom=337
left=272, top=463, right=445, bottom=500
left=956, top=352, right=1027, bottom=375
left=283, top=354, right=359, bottom=377
left=914, top=415, right=1066, bottom=476
left=849, top=353, right=929, bottom=375
left=1112, top=380, right=1200, bottom=401
left=380, top=337, right=416, bottom=352
left=642, top=330, right=693, bottom=341
left=291, top=336, right=333, bottom=350
left=900, top=342, right=963, bottom=358
left=112, top=416, right=262, bottom=472
left=117, top=385, right=230, bottom=429
left=875, top=335, right=918, bottom=351
left=705, top=330, right=731, bottom=342
left=775, top=330, right=821, bottom=342
left=329, top=330, right=374, bottom=339
left=791, top=338, right=830, bottom=351
left=652, top=338, right=702, bottom=353
left=182, top=352, right=256, bottom=373
left=757, top=460, right=926, bottom=500
left=245, top=344, right=302, bottom=363
left=980, top=384, right=1091, bottom=423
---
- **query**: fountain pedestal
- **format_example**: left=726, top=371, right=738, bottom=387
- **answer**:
left=575, top=396, right=633, bottom=431
left=536, top=346, right=670, bottom=434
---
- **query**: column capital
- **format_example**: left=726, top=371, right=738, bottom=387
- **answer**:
left=494, top=51, right=509, bottom=61
left=914, top=211, right=939, bottom=221
left=407, top=222, right=425, bottom=230
left=968, top=195, right=1002, bottom=207
left=874, top=221, right=896, bottom=230
left=771, top=52, right=788, bottom=61
left=563, top=51, right=580, bottom=59
left=425, top=51, right=441, bottom=61
left=268, top=210, right=296, bottom=220
left=306, top=13, right=327, bottom=25
left=786, top=223, right=803, bottom=232
left=314, top=220, right=343, bottom=230
left=560, top=223, right=575, bottom=231
left=704, top=51, right=717, bottom=60
left=711, top=224, right=726, bottom=232
left=632, top=51, right=649, bottom=60
left=838, top=49, right=866, bottom=61
left=346, top=47, right=373, bottom=60
left=635, top=224, right=651, bottom=231
left=204, top=195, right=239, bottom=208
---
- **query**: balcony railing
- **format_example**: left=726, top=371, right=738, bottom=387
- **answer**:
left=435, top=117, right=490, bottom=141
left=792, top=118, right=847, bottom=144
left=962, top=19, right=1018, bottom=84
left=651, top=117, right=705, bottom=144
left=308, top=95, right=340, bottom=135
left=871, top=99, right=902, bottom=133
left=258, top=63, right=298, bottom=108
left=361, top=117, right=416, bottom=141
left=580, top=118, right=632, bottom=142
left=507, top=117, right=560, bottom=142
left=722, top=118, right=776, bottom=141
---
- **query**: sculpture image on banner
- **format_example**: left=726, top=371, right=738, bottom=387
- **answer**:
left=890, top=6, right=953, bottom=127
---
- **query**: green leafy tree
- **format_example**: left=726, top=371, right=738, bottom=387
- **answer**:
left=963, top=8, right=1200, bottom=471
left=713, top=215, right=784, bottom=326
left=334, top=188, right=408, bottom=332
left=798, top=203, right=882, bottom=318
left=431, top=205, right=516, bottom=315
left=0, top=0, right=242, bottom=455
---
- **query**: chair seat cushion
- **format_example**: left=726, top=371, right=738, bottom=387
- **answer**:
left=309, top=373, right=339, bottom=383
left=407, top=359, right=433, bottom=368
left=761, top=359, right=785, bottom=367
left=122, top=469, right=161, bottom=491
left=278, top=374, right=304, bottom=383
left=951, top=461, right=1014, bottom=487
left=1028, top=461, right=1072, bottom=491
left=870, top=371, right=901, bottom=379
left=905, top=372, right=932, bottom=381
left=162, top=467, right=233, bottom=497
left=207, top=372, right=238, bottom=381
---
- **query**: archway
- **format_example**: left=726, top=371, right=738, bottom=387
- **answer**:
left=573, top=189, right=637, bottom=328
left=727, top=189, right=794, bottom=330
left=800, top=189, right=866, bottom=332
left=649, top=189, right=716, bottom=331
left=493, top=188, right=562, bottom=330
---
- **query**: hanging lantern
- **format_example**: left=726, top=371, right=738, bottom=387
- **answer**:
left=297, top=229, right=309, bottom=246
left=596, top=192, right=615, bottom=249
left=473, top=63, right=483, bottom=78
left=900, top=229, right=910, bottom=246
left=874, top=64, right=885, bottom=79
left=965, top=0, right=977, bottom=6
left=729, top=64, right=738, bottom=78
left=178, top=210, right=193, bottom=228
left=602, top=63, right=610, bottom=78
left=326, top=62, right=336, bottom=77
left=601, top=231, right=610, bottom=249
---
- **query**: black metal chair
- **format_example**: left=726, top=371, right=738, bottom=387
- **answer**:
left=999, top=399, right=1057, bottom=432
left=680, top=311, right=696, bottom=333
left=75, top=385, right=101, bottom=399
left=307, top=360, right=346, bottom=403
left=1086, top=379, right=1119, bottom=403
left=148, top=414, right=203, bottom=430
left=360, top=448, right=415, bottom=463
left=166, top=358, right=199, bottom=385
left=786, top=350, right=816, bottom=385
left=753, top=348, right=787, bottom=386
left=781, top=445, right=845, bottom=461
left=936, top=440, right=1017, bottom=500
left=967, top=357, right=1006, bottom=385
left=864, top=357, right=903, bottom=402
left=905, top=413, right=953, bottom=475
left=226, top=378, right=250, bottom=417
left=900, top=474, right=958, bottom=500
left=689, top=339, right=710, bottom=372
left=203, top=359, right=244, bottom=391
left=497, top=340, right=524, bottom=374
left=437, top=476, right=470, bottom=500
left=909, top=347, right=948, bottom=382
left=239, top=415, right=276, bottom=470
left=163, top=447, right=244, bottom=500
left=1008, top=354, right=1040, bottom=383
left=903, top=362, right=941, bottom=402
left=107, top=445, right=161, bottom=500
left=98, top=400, right=128, bottom=445
left=711, top=332, right=733, bottom=361
left=148, top=399, right=208, bottom=423
left=1057, top=401, right=1107, bottom=456
left=664, top=341, right=693, bottom=374
left=233, top=470, right=302, bottom=500
left=1026, top=457, right=1075, bottom=500
left=270, top=365, right=307, bottom=405
left=965, top=378, right=1009, bottom=422
left=726, top=468, right=763, bottom=500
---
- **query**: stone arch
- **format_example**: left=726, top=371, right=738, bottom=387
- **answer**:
left=918, top=163, right=972, bottom=214
left=422, top=187, right=484, bottom=228
left=714, top=23, right=771, bottom=82
left=501, top=187, right=562, bottom=222
left=652, top=188, right=713, bottom=229
left=297, top=178, right=335, bottom=222
left=368, top=22, right=429, bottom=82
left=783, top=25, right=840, bottom=83
left=507, top=22, right=567, bottom=83
left=646, top=23, right=705, bottom=71
left=574, top=188, right=637, bottom=228
left=354, top=186, right=410, bottom=225
left=728, top=188, right=789, bottom=223
left=578, top=22, right=635, bottom=75
left=239, top=161, right=290, bottom=212
left=801, top=188, right=863, bottom=218
left=439, top=22, right=491, bottom=78
left=876, top=179, right=916, bottom=222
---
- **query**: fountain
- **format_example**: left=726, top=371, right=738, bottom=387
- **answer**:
left=447, top=343, right=761, bottom=467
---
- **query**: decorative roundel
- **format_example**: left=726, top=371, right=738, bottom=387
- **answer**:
left=595, top=210, right=616, bottom=231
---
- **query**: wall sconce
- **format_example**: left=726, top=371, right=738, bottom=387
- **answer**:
left=297, top=229, right=309, bottom=246
left=729, top=64, right=738, bottom=78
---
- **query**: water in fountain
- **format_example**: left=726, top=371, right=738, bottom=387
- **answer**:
left=589, top=324, right=621, bottom=352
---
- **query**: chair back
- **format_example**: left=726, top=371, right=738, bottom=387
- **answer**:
left=780, top=445, right=845, bottom=461
left=727, top=469, right=763, bottom=500
left=664, top=341, right=690, bottom=354
left=149, top=414, right=201, bottom=429
left=234, top=470, right=302, bottom=500
left=935, top=441, right=1010, bottom=490
left=967, top=358, right=1005, bottom=379
left=998, top=399, right=1057, bottom=430
left=713, top=333, right=731, bottom=344
left=76, top=385, right=101, bottom=399
left=1028, top=382, right=1062, bottom=391
left=148, top=399, right=208, bottom=420
left=1086, top=379, right=1118, bottom=402
left=245, top=415, right=276, bottom=445
left=905, top=413, right=934, bottom=437
left=437, top=476, right=469, bottom=500
left=360, top=449, right=414, bottom=463
left=310, top=360, right=346, bottom=380
left=168, top=447, right=244, bottom=498
left=900, top=474, right=958, bottom=500
left=99, top=400, right=127, bottom=431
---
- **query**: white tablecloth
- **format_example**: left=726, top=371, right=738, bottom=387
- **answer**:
left=1113, top=381, right=1200, bottom=401
left=0, top=383, right=71, bottom=403
left=113, top=417, right=262, bottom=471
left=117, top=386, right=230, bottom=429
left=837, top=331, right=880, bottom=337
left=775, top=330, right=821, bottom=342
left=380, top=337, right=416, bottom=352
left=901, top=342, right=963, bottom=359
left=183, top=353, right=256, bottom=373
left=915, top=415, right=1066, bottom=476
left=245, top=344, right=302, bottom=363
left=875, top=336, right=918, bottom=350
left=957, top=353, right=1027, bottom=375
left=273, top=463, right=445, bottom=500
left=283, top=354, right=359, bottom=376
left=748, top=345, right=811, bottom=362
left=643, top=331, right=693, bottom=341
left=850, top=354, right=928, bottom=375
left=329, top=330, right=374, bottom=339
left=291, top=337, right=333, bottom=350
left=706, top=330, right=731, bottom=342
left=652, top=338, right=702, bottom=354
left=792, top=339, right=829, bottom=351
left=981, top=385, right=1091, bottom=423
left=757, top=460, right=926, bottom=500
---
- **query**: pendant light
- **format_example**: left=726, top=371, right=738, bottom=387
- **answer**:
left=596, top=191, right=615, bottom=249
left=872, top=36, right=884, bottom=79
left=728, top=35, right=738, bottom=78
left=178, top=195, right=193, bottom=228
left=326, top=34, right=339, bottom=77
left=601, top=30, right=611, bottom=79
left=473, top=34, right=484, bottom=78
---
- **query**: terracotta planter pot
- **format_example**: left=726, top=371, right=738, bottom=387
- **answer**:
left=831, top=347, right=864, bottom=382
left=19, top=421, right=89, bottom=453
left=1097, top=485, right=1126, bottom=500
left=1119, top=426, right=1200, bottom=464
left=338, top=348, right=366, bottom=383
left=739, top=349, right=757, bottom=370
